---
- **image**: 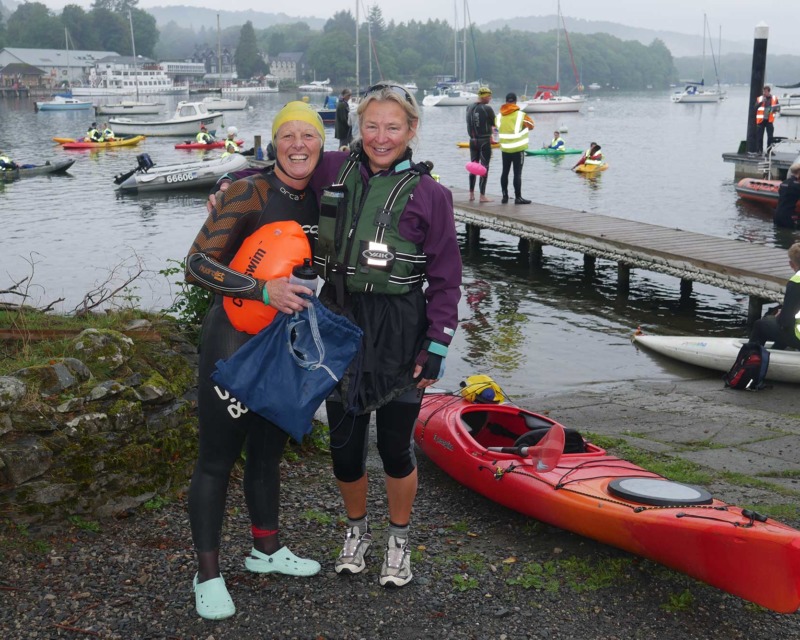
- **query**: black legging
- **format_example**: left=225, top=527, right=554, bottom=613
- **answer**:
left=749, top=315, right=800, bottom=350
left=500, top=151, right=524, bottom=198
left=326, top=389, right=422, bottom=482
left=469, top=137, right=493, bottom=195
left=188, top=301, right=289, bottom=552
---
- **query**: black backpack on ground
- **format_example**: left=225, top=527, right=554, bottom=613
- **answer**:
left=723, top=342, right=770, bottom=390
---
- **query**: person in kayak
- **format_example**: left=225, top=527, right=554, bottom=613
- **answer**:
left=774, top=162, right=800, bottom=228
left=466, top=86, right=496, bottom=202
left=183, top=101, right=326, bottom=621
left=101, top=123, right=115, bottom=141
left=222, top=126, right=240, bottom=156
left=0, top=152, right=18, bottom=171
left=749, top=242, right=800, bottom=350
left=547, top=130, right=566, bottom=151
left=196, top=123, right=215, bottom=144
left=85, top=122, right=103, bottom=143
left=310, top=82, right=462, bottom=588
left=573, top=142, right=603, bottom=169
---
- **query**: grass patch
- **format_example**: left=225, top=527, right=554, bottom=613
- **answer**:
left=449, top=520, right=470, bottom=534
left=452, top=573, right=479, bottom=591
left=560, top=556, right=633, bottom=592
left=301, top=509, right=333, bottom=526
left=454, top=551, right=486, bottom=573
left=506, top=560, right=560, bottom=592
left=660, top=588, right=694, bottom=612
left=143, top=495, right=171, bottom=511
left=67, top=515, right=101, bottom=533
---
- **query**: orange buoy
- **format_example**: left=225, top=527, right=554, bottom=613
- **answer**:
left=223, top=220, right=311, bottom=334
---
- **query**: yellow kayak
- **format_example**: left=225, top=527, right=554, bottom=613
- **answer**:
left=456, top=141, right=500, bottom=149
left=53, top=135, right=146, bottom=148
left=574, top=162, right=609, bottom=173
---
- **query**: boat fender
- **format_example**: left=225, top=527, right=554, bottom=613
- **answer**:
left=223, top=220, right=312, bottom=334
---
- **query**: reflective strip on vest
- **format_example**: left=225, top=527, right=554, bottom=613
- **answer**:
left=496, top=111, right=529, bottom=152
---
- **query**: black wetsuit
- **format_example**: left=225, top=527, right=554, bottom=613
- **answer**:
left=750, top=272, right=800, bottom=350
left=466, top=101, right=495, bottom=195
left=185, top=170, right=318, bottom=552
left=774, top=175, right=800, bottom=228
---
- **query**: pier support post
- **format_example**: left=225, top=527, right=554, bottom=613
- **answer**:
left=466, top=223, right=481, bottom=250
left=583, top=254, right=596, bottom=278
left=617, top=263, right=630, bottom=293
left=519, top=238, right=543, bottom=268
left=680, top=279, right=693, bottom=298
left=746, top=23, right=769, bottom=154
left=747, top=296, right=765, bottom=326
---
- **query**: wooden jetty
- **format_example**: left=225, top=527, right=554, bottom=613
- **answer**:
left=447, top=186, right=787, bottom=323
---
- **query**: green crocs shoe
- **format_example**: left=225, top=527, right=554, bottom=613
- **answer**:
left=244, top=547, right=321, bottom=577
left=193, top=573, right=236, bottom=620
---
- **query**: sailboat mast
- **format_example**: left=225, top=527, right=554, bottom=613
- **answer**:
left=555, top=0, right=561, bottom=87
left=65, top=27, right=70, bottom=89
left=701, top=13, right=707, bottom=84
left=217, top=13, right=222, bottom=89
left=128, top=11, right=139, bottom=100
left=355, top=1, right=360, bottom=92
left=462, top=0, right=467, bottom=84
left=453, top=0, right=458, bottom=81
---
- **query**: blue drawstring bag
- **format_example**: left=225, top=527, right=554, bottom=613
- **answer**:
left=211, top=295, right=363, bottom=442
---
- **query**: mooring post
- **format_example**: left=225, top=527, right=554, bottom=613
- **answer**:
left=583, top=254, right=596, bottom=278
left=617, top=263, right=630, bottom=293
left=747, top=296, right=765, bottom=326
left=745, top=23, right=769, bottom=154
left=466, top=223, right=481, bottom=250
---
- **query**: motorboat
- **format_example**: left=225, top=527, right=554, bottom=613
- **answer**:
left=113, top=152, right=249, bottom=193
left=108, top=101, right=224, bottom=137
left=95, top=101, right=165, bottom=116
left=201, top=96, right=248, bottom=111
left=297, top=79, right=333, bottom=93
left=35, top=96, right=93, bottom=111
left=519, top=85, right=585, bottom=113
left=221, top=85, right=278, bottom=94
left=403, top=82, right=419, bottom=92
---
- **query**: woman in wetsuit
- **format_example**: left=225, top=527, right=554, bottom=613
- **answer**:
left=183, top=101, right=325, bottom=620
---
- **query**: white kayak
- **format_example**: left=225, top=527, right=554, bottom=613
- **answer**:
left=632, top=333, right=800, bottom=384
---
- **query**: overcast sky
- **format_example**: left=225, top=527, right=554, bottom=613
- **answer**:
left=39, top=0, right=795, bottom=49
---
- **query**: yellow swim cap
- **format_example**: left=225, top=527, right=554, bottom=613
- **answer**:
left=272, top=101, right=325, bottom=145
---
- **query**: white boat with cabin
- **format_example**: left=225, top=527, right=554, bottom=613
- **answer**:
left=520, top=85, right=584, bottom=113
left=108, top=101, right=224, bottom=137
left=35, top=95, right=93, bottom=111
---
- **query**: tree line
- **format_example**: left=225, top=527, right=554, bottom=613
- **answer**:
left=0, top=3, right=681, bottom=91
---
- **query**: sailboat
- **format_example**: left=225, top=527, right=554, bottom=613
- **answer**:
left=422, top=0, right=479, bottom=107
left=671, top=14, right=725, bottom=103
left=520, top=1, right=584, bottom=113
left=35, top=29, right=94, bottom=111
left=205, top=14, right=249, bottom=108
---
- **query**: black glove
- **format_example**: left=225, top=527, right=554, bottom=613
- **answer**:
left=414, top=339, right=448, bottom=380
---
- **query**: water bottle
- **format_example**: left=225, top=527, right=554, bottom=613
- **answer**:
left=289, top=258, right=318, bottom=294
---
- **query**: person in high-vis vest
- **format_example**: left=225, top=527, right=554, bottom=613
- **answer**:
left=573, top=142, right=603, bottom=170
left=496, top=92, right=534, bottom=204
left=101, top=123, right=115, bottom=141
left=0, top=152, right=18, bottom=171
left=85, top=122, right=103, bottom=143
left=755, top=85, right=780, bottom=155
left=196, top=124, right=215, bottom=144
left=221, top=126, right=240, bottom=157
left=547, top=130, right=566, bottom=151
left=749, top=242, right=800, bottom=350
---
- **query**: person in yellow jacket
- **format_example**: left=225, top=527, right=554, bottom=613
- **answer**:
left=196, top=124, right=215, bottom=145
left=495, top=92, right=534, bottom=204
left=221, top=126, right=240, bottom=157
left=755, top=85, right=780, bottom=155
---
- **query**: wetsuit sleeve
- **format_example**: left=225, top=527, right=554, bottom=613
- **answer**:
left=778, top=279, right=800, bottom=332
left=185, top=177, right=268, bottom=302
left=419, top=182, right=462, bottom=347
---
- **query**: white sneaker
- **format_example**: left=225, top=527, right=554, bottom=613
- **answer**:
left=334, top=524, right=372, bottom=575
left=379, top=535, right=413, bottom=587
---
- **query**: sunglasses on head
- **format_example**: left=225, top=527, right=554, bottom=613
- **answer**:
left=365, top=83, right=415, bottom=105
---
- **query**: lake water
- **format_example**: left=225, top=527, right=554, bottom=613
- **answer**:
left=2, top=88, right=799, bottom=395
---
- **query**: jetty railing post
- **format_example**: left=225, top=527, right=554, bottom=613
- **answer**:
left=746, top=23, right=769, bottom=154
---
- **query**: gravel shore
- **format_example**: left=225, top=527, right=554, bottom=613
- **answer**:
left=3, top=379, right=800, bottom=639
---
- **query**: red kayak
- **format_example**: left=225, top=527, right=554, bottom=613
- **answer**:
left=735, top=177, right=800, bottom=213
left=415, top=390, right=800, bottom=613
left=174, top=139, right=243, bottom=150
